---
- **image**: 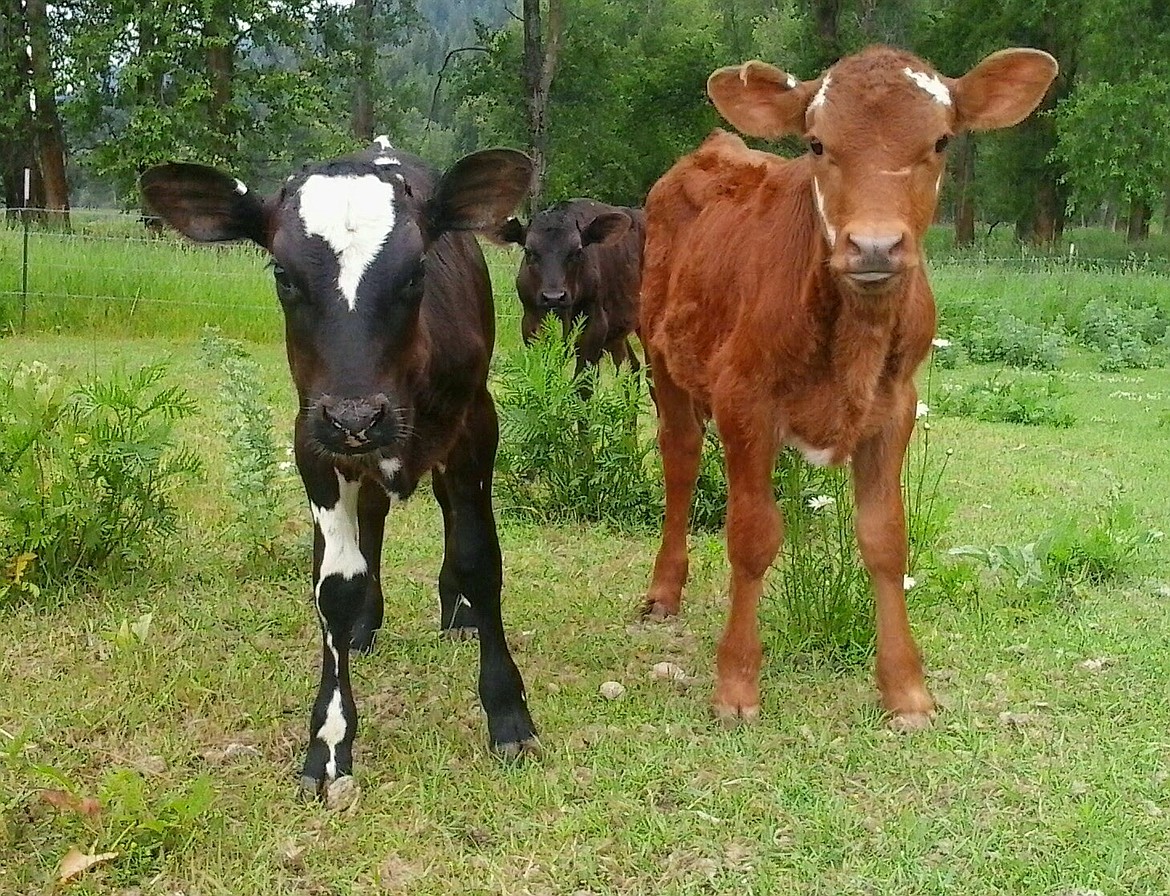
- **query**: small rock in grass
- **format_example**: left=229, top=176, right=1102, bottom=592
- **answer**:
left=324, top=775, right=360, bottom=812
left=650, top=662, right=686, bottom=682
left=598, top=681, right=626, bottom=700
left=1079, top=657, right=1112, bottom=672
left=997, top=710, right=1035, bottom=728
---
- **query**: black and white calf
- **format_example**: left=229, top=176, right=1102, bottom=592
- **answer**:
left=141, top=138, right=539, bottom=796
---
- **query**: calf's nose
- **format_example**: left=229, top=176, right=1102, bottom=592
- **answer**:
left=847, top=232, right=905, bottom=271
left=539, top=289, right=568, bottom=308
left=320, top=395, right=390, bottom=440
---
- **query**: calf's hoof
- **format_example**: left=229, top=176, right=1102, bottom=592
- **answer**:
left=492, top=736, right=543, bottom=762
left=488, top=705, right=539, bottom=762
left=712, top=700, right=761, bottom=727
left=296, top=773, right=326, bottom=802
left=641, top=598, right=679, bottom=621
left=887, top=711, right=934, bottom=733
left=880, top=682, right=936, bottom=733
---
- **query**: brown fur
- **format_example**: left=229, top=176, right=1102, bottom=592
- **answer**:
left=640, top=44, right=1058, bottom=727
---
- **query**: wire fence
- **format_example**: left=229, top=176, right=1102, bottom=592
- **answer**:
left=3, top=205, right=1169, bottom=340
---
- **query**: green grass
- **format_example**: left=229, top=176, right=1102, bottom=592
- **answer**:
left=3, top=234, right=1170, bottom=893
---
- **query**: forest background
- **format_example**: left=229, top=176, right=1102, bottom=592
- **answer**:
left=1, top=0, right=1168, bottom=247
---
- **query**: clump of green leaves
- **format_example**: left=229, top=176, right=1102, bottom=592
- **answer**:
left=199, top=327, right=295, bottom=570
left=1076, top=297, right=1167, bottom=371
left=769, top=455, right=873, bottom=665
left=933, top=374, right=1076, bottom=427
left=493, top=320, right=663, bottom=529
left=99, top=769, right=217, bottom=884
left=0, top=361, right=200, bottom=598
left=963, top=311, right=1067, bottom=370
left=949, top=501, right=1161, bottom=611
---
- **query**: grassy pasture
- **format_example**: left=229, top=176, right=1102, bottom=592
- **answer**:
left=2, top=226, right=1170, bottom=894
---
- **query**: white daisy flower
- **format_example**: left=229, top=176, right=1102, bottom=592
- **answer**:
left=903, top=574, right=917, bottom=590
left=807, top=495, right=836, bottom=511
left=931, top=338, right=952, bottom=349
left=916, top=401, right=929, bottom=419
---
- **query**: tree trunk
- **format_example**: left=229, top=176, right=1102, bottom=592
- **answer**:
left=811, top=0, right=843, bottom=68
left=203, top=4, right=235, bottom=158
left=522, top=0, right=563, bottom=211
left=25, top=0, right=68, bottom=226
left=0, top=0, right=40, bottom=217
left=952, top=133, right=976, bottom=247
left=1126, top=198, right=1151, bottom=243
left=351, top=0, right=375, bottom=141
left=1033, top=177, right=1058, bottom=245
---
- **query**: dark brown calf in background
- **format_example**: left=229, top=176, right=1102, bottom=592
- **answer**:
left=498, top=199, right=646, bottom=381
left=142, top=138, right=539, bottom=797
left=640, top=46, right=1057, bottom=729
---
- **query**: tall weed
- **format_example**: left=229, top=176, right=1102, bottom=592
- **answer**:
left=198, top=327, right=296, bottom=572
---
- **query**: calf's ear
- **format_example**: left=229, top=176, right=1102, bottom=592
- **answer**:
left=429, top=149, right=533, bottom=237
left=580, top=211, right=630, bottom=247
left=140, top=163, right=269, bottom=246
left=951, top=48, right=1058, bottom=132
left=707, top=60, right=816, bottom=139
left=488, top=216, right=528, bottom=246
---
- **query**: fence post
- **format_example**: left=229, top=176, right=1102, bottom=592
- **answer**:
left=21, top=167, right=30, bottom=330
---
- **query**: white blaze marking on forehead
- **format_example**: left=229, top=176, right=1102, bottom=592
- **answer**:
left=812, top=176, right=836, bottom=248
left=298, top=174, right=396, bottom=311
left=809, top=73, right=832, bottom=110
left=233, top=178, right=248, bottom=195
left=904, top=68, right=952, bottom=106
left=311, top=470, right=367, bottom=587
left=375, top=134, right=392, bottom=150
left=373, top=156, right=400, bottom=166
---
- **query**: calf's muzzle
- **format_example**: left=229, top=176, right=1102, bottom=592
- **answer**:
left=317, top=394, right=395, bottom=452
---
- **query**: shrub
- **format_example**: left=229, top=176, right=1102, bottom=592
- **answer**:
left=949, top=501, right=1161, bottom=611
left=492, top=319, right=663, bottom=529
left=932, top=374, right=1076, bottom=427
left=1076, top=297, right=1166, bottom=371
left=0, top=361, right=200, bottom=598
left=963, top=311, right=1067, bottom=370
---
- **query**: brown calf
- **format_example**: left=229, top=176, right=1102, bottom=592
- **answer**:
left=640, top=46, right=1057, bottom=728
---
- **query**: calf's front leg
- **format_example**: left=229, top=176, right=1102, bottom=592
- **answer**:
left=713, top=407, right=781, bottom=723
left=295, top=446, right=371, bottom=797
left=851, top=397, right=935, bottom=730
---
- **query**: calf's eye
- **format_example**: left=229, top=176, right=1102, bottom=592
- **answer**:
left=934, top=135, right=950, bottom=153
left=809, top=139, right=825, bottom=156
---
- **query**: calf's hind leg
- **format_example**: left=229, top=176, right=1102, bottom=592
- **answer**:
left=439, top=389, right=538, bottom=757
left=433, top=474, right=478, bottom=639
left=644, top=354, right=704, bottom=619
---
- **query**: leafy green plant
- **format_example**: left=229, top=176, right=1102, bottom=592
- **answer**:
left=493, top=319, right=663, bottom=529
left=932, top=374, right=1076, bottom=427
left=1076, top=297, right=1166, bottom=371
left=0, top=362, right=201, bottom=596
left=199, top=327, right=296, bottom=571
left=768, top=453, right=873, bottom=665
left=963, top=311, right=1067, bottom=370
left=98, top=769, right=217, bottom=884
left=949, top=501, right=1161, bottom=611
